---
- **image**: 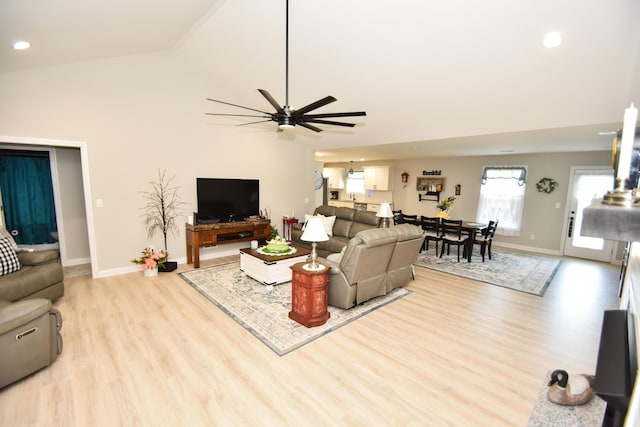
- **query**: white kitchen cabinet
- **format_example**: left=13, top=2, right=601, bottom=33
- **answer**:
left=323, top=168, right=345, bottom=189
left=363, top=166, right=391, bottom=191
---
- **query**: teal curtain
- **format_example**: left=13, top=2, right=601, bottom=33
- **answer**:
left=0, top=153, right=57, bottom=244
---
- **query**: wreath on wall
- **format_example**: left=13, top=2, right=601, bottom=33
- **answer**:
left=535, top=177, right=558, bottom=193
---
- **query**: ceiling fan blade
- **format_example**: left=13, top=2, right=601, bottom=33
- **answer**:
left=205, top=113, right=271, bottom=118
left=293, top=96, right=337, bottom=116
left=237, top=119, right=275, bottom=127
left=258, top=89, right=283, bottom=112
left=206, top=98, right=272, bottom=115
left=303, top=111, right=367, bottom=119
left=304, top=119, right=356, bottom=128
left=297, top=122, right=323, bottom=132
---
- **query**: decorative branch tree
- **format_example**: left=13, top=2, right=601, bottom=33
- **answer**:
left=140, top=169, right=187, bottom=253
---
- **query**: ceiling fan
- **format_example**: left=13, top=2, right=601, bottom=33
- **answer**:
left=205, top=0, right=366, bottom=133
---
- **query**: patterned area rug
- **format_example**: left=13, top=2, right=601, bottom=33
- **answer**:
left=178, top=262, right=411, bottom=356
left=415, top=248, right=561, bottom=296
left=527, top=371, right=605, bottom=426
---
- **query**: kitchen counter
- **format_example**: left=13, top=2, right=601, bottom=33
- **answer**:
left=327, top=200, right=391, bottom=213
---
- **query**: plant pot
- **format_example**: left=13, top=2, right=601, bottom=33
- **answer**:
left=144, top=267, right=158, bottom=277
left=159, top=261, right=178, bottom=273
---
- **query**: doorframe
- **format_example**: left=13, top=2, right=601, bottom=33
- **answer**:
left=560, top=165, right=617, bottom=263
left=0, top=135, right=97, bottom=275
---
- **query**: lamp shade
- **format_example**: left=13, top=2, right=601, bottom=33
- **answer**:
left=376, top=203, right=394, bottom=218
left=300, top=217, right=329, bottom=242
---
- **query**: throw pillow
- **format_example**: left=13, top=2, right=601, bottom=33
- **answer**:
left=302, top=214, right=335, bottom=236
left=320, top=215, right=336, bottom=236
left=0, top=237, right=21, bottom=276
left=0, top=228, right=18, bottom=250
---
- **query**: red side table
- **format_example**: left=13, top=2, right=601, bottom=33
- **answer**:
left=289, top=262, right=330, bottom=328
left=282, top=217, right=299, bottom=241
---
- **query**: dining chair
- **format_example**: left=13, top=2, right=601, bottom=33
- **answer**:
left=400, top=213, right=418, bottom=225
left=392, top=210, right=403, bottom=225
left=472, top=220, right=498, bottom=262
left=419, top=216, right=442, bottom=254
left=439, top=219, right=469, bottom=262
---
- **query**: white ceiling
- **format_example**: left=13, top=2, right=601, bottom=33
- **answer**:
left=2, top=0, right=639, bottom=163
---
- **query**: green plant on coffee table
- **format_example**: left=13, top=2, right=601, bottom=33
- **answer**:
left=270, top=225, right=279, bottom=239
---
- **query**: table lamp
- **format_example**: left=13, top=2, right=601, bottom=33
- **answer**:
left=376, top=203, right=394, bottom=228
left=300, top=216, right=329, bottom=271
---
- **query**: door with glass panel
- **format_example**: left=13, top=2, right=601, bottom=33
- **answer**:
left=563, top=167, right=616, bottom=261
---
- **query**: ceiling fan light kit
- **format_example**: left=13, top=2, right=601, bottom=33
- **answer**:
left=206, top=0, right=366, bottom=133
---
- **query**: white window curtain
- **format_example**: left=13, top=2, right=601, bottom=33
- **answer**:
left=346, top=171, right=364, bottom=194
left=476, top=167, right=527, bottom=236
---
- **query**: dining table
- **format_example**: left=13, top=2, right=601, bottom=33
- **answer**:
left=460, top=221, right=488, bottom=262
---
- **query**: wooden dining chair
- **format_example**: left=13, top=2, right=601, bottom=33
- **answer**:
left=439, top=219, right=469, bottom=262
left=471, top=220, right=498, bottom=262
left=400, top=213, right=418, bottom=225
left=419, top=216, right=441, bottom=253
left=392, top=210, right=403, bottom=225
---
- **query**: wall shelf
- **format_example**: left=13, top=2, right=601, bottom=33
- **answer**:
left=417, top=177, right=445, bottom=202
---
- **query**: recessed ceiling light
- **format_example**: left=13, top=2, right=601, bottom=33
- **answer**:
left=13, top=40, right=31, bottom=50
left=542, top=32, right=562, bottom=48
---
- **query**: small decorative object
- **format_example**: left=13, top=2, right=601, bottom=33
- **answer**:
left=547, top=369, right=595, bottom=406
left=270, top=225, right=279, bottom=239
left=455, top=184, right=461, bottom=195
left=604, top=103, right=638, bottom=206
left=536, top=177, right=558, bottom=194
left=376, top=203, right=394, bottom=228
left=401, top=172, right=409, bottom=186
left=263, top=236, right=291, bottom=254
left=436, top=196, right=455, bottom=218
left=314, top=170, right=324, bottom=190
left=131, top=247, right=168, bottom=276
left=300, top=217, right=329, bottom=271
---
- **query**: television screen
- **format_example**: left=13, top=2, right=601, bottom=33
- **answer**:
left=196, top=178, right=259, bottom=223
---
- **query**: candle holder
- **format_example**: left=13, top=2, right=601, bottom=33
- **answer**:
left=603, top=178, right=634, bottom=207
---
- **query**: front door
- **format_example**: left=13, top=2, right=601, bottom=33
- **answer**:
left=563, top=166, right=616, bottom=261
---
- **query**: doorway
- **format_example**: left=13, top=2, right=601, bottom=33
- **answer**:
left=563, top=166, right=616, bottom=262
left=0, top=149, right=58, bottom=247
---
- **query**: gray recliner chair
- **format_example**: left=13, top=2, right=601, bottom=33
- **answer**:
left=0, top=298, right=63, bottom=389
left=318, top=228, right=398, bottom=309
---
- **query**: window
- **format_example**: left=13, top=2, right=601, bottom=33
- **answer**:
left=476, top=166, right=527, bottom=236
left=346, top=170, right=364, bottom=194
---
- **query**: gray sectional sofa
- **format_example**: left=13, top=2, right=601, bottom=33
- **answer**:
left=290, top=205, right=381, bottom=258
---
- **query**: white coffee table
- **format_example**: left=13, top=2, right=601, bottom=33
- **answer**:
left=239, top=245, right=311, bottom=286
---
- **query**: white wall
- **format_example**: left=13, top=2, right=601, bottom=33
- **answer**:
left=0, top=51, right=317, bottom=276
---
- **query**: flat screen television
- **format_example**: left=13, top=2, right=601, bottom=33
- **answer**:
left=196, top=178, right=259, bottom=223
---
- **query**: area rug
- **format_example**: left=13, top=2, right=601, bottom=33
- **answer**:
left=178, top=262, right=410, bottom=356
left=415, top=248, right=561, bottom=296
left=527, top=371, right=605, bottom=426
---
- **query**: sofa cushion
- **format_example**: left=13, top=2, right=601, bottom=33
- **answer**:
left=349, top=211, right=381, bottom=238
left=17, top=250, right=60, bottom=267
left=0, top=238, right=20, bottom=276
left=0, top=262, right=64, bottom=302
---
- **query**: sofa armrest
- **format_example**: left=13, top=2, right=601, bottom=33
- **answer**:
left=17, top=250, right=59, bottom=267
left=0, top=299, right=52, bottom=335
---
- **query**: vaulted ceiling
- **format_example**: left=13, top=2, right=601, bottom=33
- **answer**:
left=2, top=0, right=639, bottom=162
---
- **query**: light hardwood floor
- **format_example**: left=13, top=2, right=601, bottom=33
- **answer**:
left=0, top=255, right=620, bottom=426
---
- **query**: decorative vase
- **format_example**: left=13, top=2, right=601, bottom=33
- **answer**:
left=144, top=267, right=158, bottom=277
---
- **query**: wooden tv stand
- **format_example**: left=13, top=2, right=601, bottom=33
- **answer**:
left=186, top=219, right=271, bottom=268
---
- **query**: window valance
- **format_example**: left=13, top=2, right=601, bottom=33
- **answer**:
left=481, top=166, right=527, bottom=186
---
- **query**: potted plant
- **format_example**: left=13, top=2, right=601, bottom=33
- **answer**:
left=131, top=247, right=168, bottom=277
left=139, top=169, right=186, bottom=272
left=436, top=196, right=456, bottom=219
